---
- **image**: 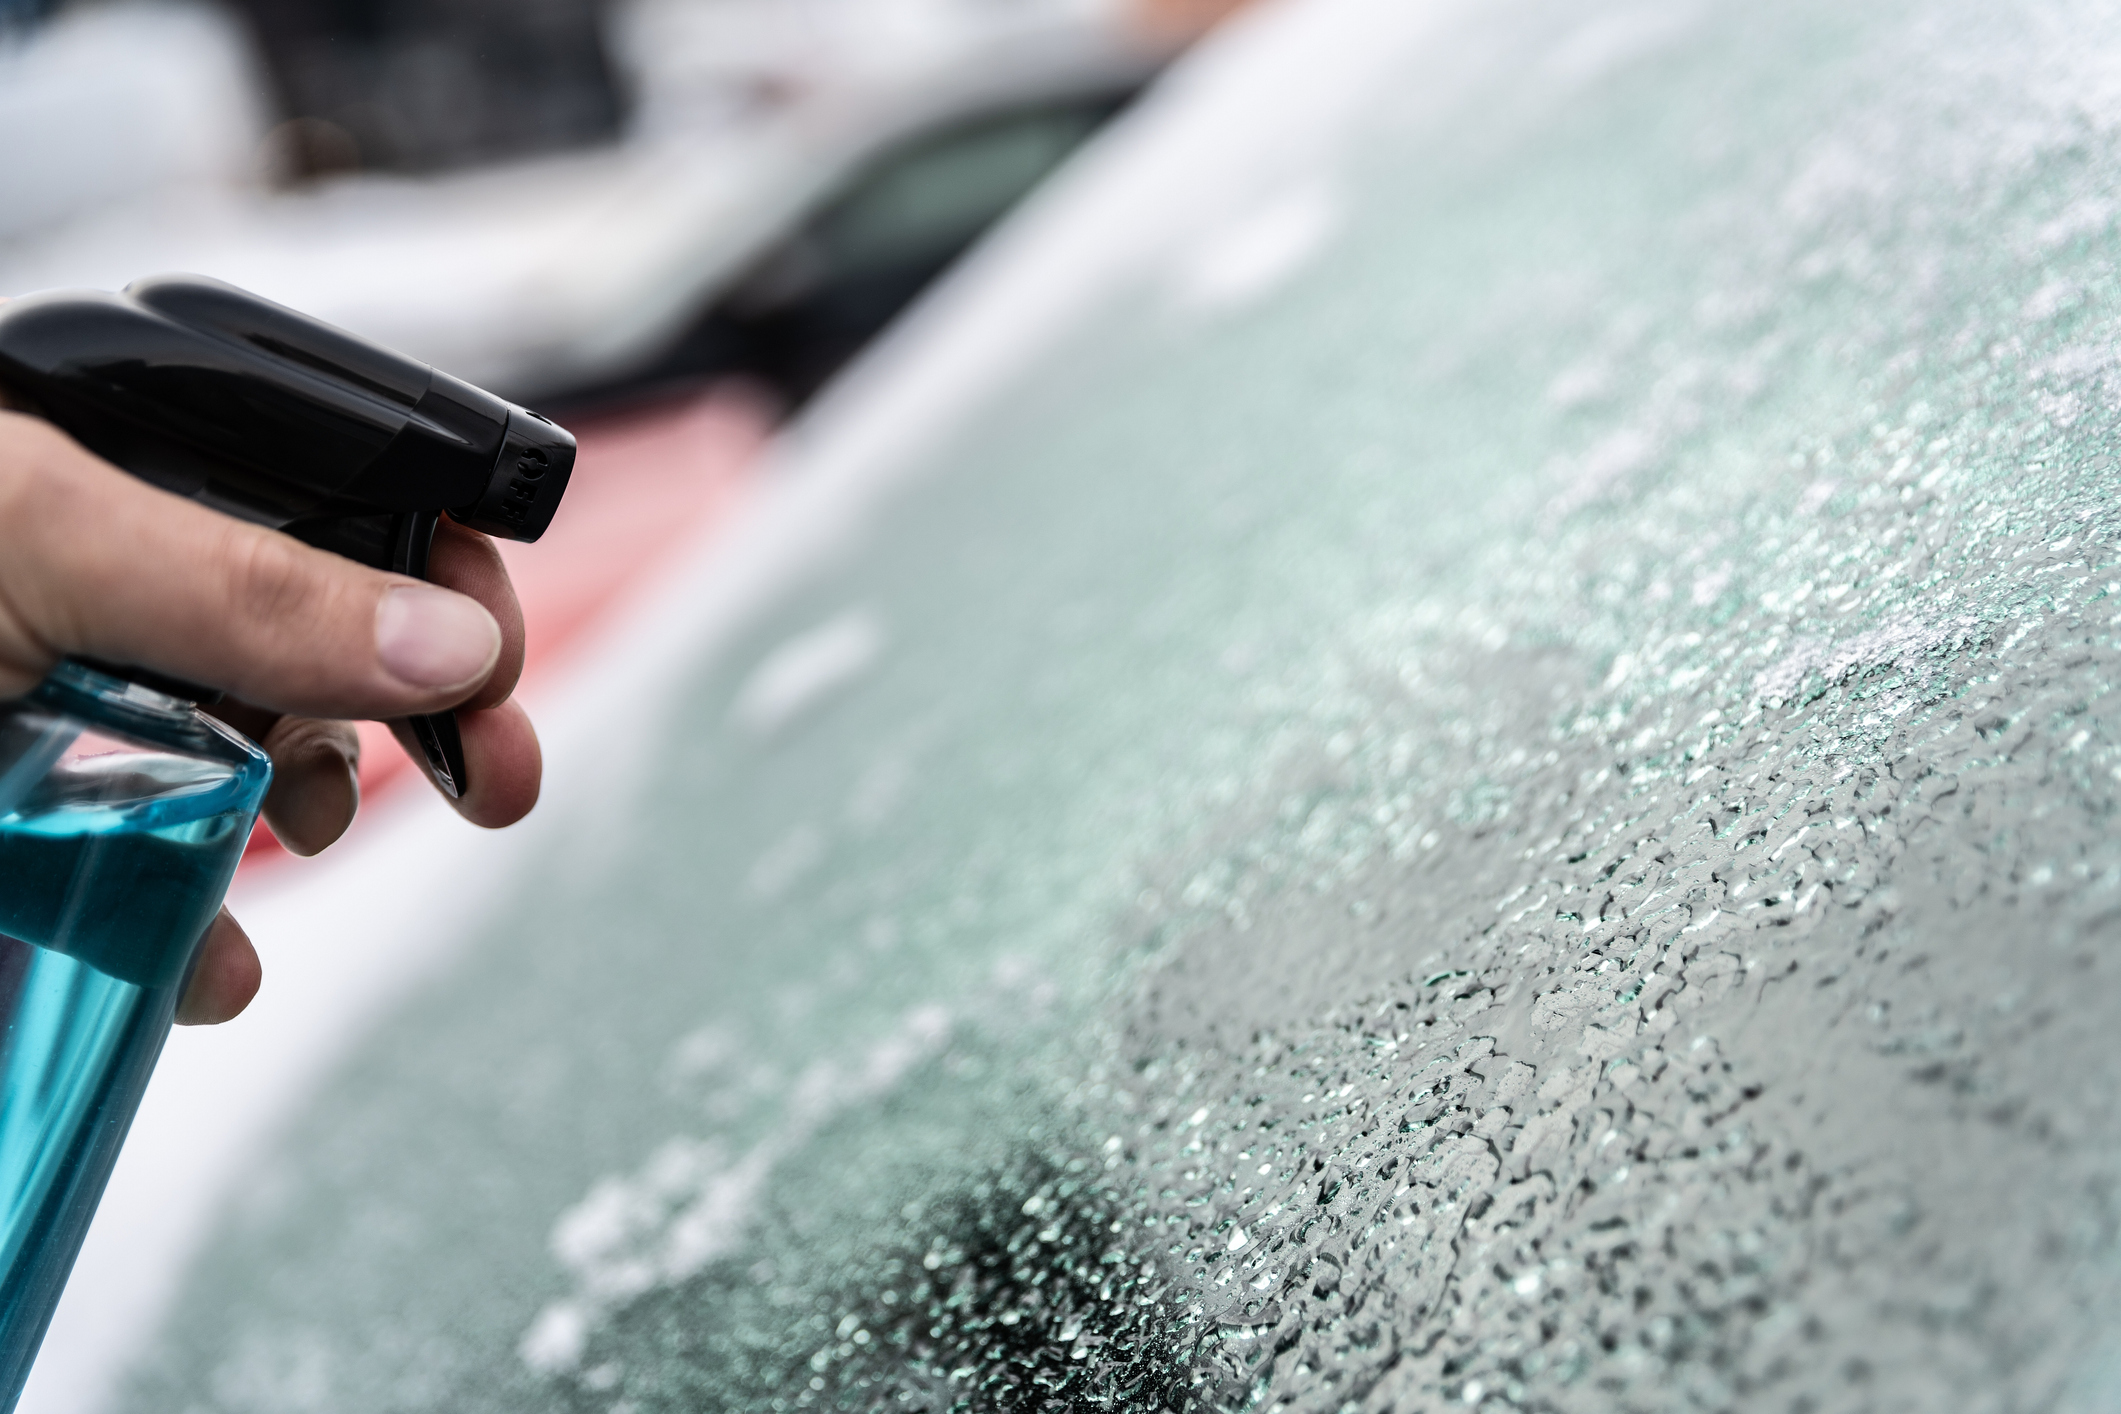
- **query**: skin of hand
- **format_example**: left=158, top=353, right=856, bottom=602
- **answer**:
left=0, top=410, right=542, bottom=1026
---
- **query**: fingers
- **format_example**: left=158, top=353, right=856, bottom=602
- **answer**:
left=259, top=717, right=362, bottom=856
left=428, top=520, right=525, bottom=711
left=177, top=909, right=262, bottom=1026
left=391, top=697, right=541, bottom=828
left=208, top=701, right=360, bottom=856
left=0, top=412, right=498, bottom=716
left=405, top=524, right=540, bottom=812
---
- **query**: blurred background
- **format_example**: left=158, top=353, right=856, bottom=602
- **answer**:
left=0, top=0, right=1249, bottom=842
left=0, top=1, right=1251, bottom=1407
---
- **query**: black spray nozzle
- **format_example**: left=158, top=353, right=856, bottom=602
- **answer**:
left=0, top=273, right=578, bottom=798
left=457, top=406, right=574, bottom=541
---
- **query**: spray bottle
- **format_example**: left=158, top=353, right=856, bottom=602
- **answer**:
left=0, top=275, right=575, bottom=1406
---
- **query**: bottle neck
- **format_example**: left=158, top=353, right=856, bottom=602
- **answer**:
left=33, top=661, right=202, bottom=733
left=12, top=661, right=269, bottom=777
left=62, top=658, right=222, bottom=709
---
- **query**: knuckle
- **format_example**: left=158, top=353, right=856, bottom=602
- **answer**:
left=221, top=528, right=330, bottom=624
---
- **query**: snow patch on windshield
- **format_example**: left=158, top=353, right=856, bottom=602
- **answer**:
left=1172, top=182, right=1341, bottom=314
left=728, top=608, right=886, bottom=737
left=520, top=1004, right=952, bottom=1376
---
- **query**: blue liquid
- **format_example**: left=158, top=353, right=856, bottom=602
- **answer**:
left=0, top=749, right=262, bottom=1408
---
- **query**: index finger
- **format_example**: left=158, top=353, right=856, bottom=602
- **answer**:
left=0, top=414, right=501, bottom=717
left=425, top=519, right=525, bottom=712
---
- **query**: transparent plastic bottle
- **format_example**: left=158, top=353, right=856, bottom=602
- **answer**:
left=0, top=662, right=270, bottom=1408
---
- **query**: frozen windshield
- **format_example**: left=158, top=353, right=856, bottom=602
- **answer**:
left=116, top=0, right=2121, bottom=1409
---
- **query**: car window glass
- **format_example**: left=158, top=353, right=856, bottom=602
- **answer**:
left=810, top=106, right=1116, bottom=274
left=109, top=2, right=2121, bottom=1411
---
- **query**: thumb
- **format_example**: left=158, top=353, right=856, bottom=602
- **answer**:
left=0, top=412, right=500, bottom=719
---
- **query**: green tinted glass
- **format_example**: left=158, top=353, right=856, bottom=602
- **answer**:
left=122, top=1, right=2121, bottom=1410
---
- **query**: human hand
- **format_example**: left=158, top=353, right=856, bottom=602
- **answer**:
left=0, top=410, right=542, bottom=1025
